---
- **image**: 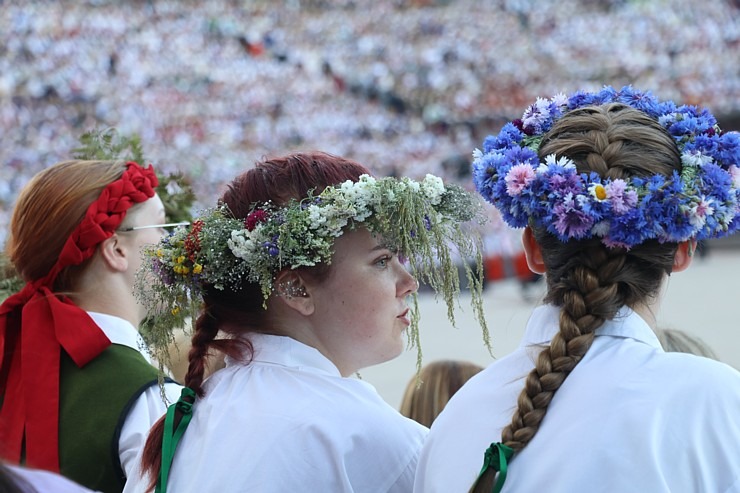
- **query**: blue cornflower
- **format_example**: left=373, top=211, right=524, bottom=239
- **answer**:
left=685, top=134, right=720, bottom=157
left=716, top=132, right=740, bottom=165
left=669, top=115, right=713, bottom=138
left=487, top=123, right=524, bottom=151
left=617, top=86, right=660, bottom=117
left=595, top=86, right=619, bottom=104
left=567, top=90, right=593, bottom=110
left=655, top=100, right=678, bottom=117
left=482, top=135, right=498, bottom=154
left=699, top=163, right=732, bottom=201
left=608, top=208, right=648, bottom=247
left=676, top=105, right=717, bottom=127
left=472, top=85, right=740, bottom=248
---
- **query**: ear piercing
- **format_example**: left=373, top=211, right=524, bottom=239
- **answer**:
left=278, top=281, right=307, bottom=299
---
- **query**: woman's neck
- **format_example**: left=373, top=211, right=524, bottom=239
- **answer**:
left=631, top=301, right=658, bottom=330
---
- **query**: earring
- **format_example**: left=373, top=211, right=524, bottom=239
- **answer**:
left=278, top=281, right=307, bottom=299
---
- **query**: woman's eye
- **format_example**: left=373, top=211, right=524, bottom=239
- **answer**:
left=376, top=255, right=392, bottom=268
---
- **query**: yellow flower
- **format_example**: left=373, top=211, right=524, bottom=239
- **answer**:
left=156, top=249, right=164, bottom=257
left=171, top=306, right=180, bottom=316
left=590, top=184, right=607, bottom=201
left=181, top=266, right=190, bottom=274
left=193, top=263, right=203, bottom=274
left=176, top=255, right=186, bottom=264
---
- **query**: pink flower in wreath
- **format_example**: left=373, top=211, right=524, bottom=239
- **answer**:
left=505, top=163, right=536, bottom=196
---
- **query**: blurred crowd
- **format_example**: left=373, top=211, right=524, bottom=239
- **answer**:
left=1, top=0, right=738, bottom=247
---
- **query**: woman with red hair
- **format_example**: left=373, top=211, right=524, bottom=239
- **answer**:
left=0, top=160, right=183, bottom=492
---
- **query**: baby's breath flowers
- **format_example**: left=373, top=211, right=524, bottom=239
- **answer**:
left=137, top=174, right=490, bottom=373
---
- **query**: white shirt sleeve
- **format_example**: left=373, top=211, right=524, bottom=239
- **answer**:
left=118, top=381, right=183, bottom=481
left=386, top=446, right=422, bottom=493
left=8, top=464, right=99, bottom=493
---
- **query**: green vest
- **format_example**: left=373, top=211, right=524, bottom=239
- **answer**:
left=59, top=344, right=165, bottom=493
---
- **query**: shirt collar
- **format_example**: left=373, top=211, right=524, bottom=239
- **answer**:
left=86, top=311, right=153, bottom=363
left=520, top=304, right=663, bottom=350
left=236, top=333, right=343, bottom=378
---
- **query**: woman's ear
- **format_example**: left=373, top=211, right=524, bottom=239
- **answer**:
left=274, top=270, right=314, bottom=316
left=672, top=239, right=696, bottom=273
left=522, top=227, right=546, bottom=275
left=98, top=234, right=128, bottom=273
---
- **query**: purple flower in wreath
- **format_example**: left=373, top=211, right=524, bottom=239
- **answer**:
left=551, top=193, right=594, bottom=240
left=548, top=171, right=582, bottom=197
left=605, top=179, right=638, bottom=214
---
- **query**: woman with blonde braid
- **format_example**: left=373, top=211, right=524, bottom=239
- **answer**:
left=414, top=86, right=740, bottom=493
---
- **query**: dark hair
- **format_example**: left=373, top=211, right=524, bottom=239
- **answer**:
left=471, top=104, right=681, bottom=492
left=141, top=151, right=370, bottom=489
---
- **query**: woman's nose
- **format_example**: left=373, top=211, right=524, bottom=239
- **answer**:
left=398, top=267, right=418, bottom=297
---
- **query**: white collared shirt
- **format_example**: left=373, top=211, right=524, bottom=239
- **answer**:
left=414, top=305, right=740, bottom=493
left=8, top=464, right=98, bottom=492
left=87, top=312, right=182, bottom=482
left=127, top=333, right=427, bottom=493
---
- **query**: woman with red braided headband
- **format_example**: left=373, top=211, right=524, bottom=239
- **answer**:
left=0, top=160, right=183, bottom=493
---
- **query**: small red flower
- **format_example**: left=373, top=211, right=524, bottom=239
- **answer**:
left=184, top=220, right=204, bottom=262
left=245, top=210, right=268, bottom=231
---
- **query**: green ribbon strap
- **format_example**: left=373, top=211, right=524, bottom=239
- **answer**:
left=477, top=442, right=514, bottom=493
left=156, top=387, right=197, bottom=493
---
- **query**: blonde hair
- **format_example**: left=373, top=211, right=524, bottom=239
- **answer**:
left=400, top=360, right=483, bottom=428
left=656, top=328, right=718, bottom=360
left=6, top=160, right=128, bottom=290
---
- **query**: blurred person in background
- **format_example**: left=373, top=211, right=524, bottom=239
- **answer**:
left=400, top=360, right=484, bottom=428
left=656, top=327, right=720, bottom=360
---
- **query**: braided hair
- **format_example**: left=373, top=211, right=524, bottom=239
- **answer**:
left=141, top=152, right=370, bottom=490
left=470, top=104, right=681, bottom=492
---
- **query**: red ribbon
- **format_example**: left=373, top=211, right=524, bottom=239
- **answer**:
left=0, top=162, right=158, bottom=471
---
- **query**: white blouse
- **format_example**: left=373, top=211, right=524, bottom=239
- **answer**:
left=127, top=333, right=427, bottom=493
left=8, top=464, right=98, bottom=492
left=414, top=305, right=740, bottom=493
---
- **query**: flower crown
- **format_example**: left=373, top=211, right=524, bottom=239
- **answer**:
left=472, top=85, right=740, bottom=249
left=137, top=174, right=490, bottom=370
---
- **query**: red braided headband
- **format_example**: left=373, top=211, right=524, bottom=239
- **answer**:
left=0, top=162, right=158, bottom=472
